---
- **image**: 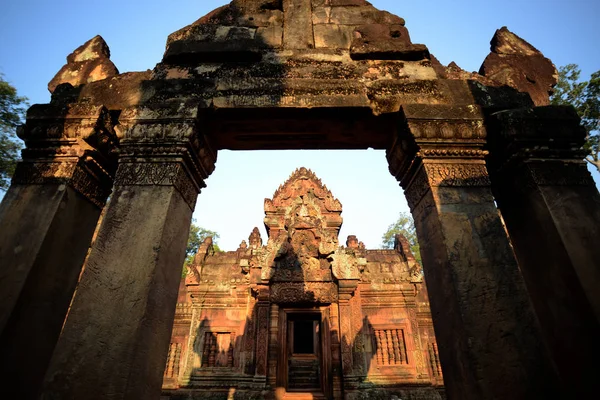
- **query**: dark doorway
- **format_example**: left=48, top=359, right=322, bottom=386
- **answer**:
left=288, top=315, right=321, bottom=391
left=277, top=307, right=332, bottom=398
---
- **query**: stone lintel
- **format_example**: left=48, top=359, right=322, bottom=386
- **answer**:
left=350, top=42, right=429, bottom=61
left=20, top=103, right=115, bottom=145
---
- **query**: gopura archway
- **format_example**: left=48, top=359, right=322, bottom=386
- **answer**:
left=0, top=1, right=599, bottom=399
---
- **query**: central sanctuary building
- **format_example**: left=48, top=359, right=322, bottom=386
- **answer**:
left=161, top=168, right=444, bottom=399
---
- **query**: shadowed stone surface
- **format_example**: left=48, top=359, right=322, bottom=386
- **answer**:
left=486, top=106, right=600, bottom=397
left=387, top=104, right=562, bottom=399
left=0, top=103, right=116, bottom=399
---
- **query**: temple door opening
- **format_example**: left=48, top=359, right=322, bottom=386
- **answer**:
left=288, top=315, right=321, bottom=391
left=278, top=309, right=332, bottom=398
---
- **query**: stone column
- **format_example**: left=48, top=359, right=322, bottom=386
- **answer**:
left=337, top=279, right=359, bottom=390
left=329, top=303, right=343, bottom=400
left=254, top=285, right=270, bottom=383
left=387, top=104, right=560, bottom=400
left=487, top=106, right=600, bottom=397
left=0, top=103, right=116, bottom=398
left=267, top=303, right=280, bottom=387
left=40, top=104, right=216, bottom=400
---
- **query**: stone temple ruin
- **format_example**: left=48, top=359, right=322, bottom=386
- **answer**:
left=162, top=167, right=443, bottom=399
left=0, top=1, right=599, bottom=399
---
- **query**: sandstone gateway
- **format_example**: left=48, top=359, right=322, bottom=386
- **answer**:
left=0, top=1, right=599, bottom=399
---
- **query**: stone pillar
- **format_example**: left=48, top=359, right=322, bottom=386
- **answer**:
left=267, top=303, right=279, bottom=387
left=329, top=303, right=343, bottom=400
left=40, top=105, right=216, bottom=400
left=0, top=103, right=116, bottom=398
left=337, top=279, right=359, bottom=390
left=487, top=106, right=600, bottom=397
left=254, top=285, right=270, bottom=382
left=387, top=104, right=561, bottom=400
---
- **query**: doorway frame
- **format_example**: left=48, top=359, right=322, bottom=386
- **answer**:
left=277, top=305, right=333, bottom=398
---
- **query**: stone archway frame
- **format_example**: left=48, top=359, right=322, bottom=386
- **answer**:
left=1, top=1, right=598, bottom=399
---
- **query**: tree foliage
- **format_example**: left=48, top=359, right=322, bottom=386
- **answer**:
left=551, top=64, right=600, bottom=172
left=186, top=222, right=220, bottom=257
left=381, top=212, right=421, bottom=264
left=0, top=74, right=27, bottom=190
left=182, top=220, right=221, bottom=276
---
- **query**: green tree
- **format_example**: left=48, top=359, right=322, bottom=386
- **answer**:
left=186, top=222, right=221, bottom=257
left=381, top=212, right=421, bottom=264
left=551, top=64, right=600, bottom=172
left=0, top=74, right=27, bottom=190
left=182, top=220, right=220, bottom=276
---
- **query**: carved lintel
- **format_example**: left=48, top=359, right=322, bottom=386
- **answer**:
left=11, top=103, right=117, bottom=206
left=19, top=103, right=115, bottom=146
left=270, top=282, right=338, bottom=304
left=404, top=161, right=491, bottom=210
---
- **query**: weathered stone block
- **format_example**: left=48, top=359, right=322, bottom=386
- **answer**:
left=314, top=24, right=354, bottom=49
left=283, top=0, right=314, bottom=49
left=48, top=35, right=119, bottom=93
left=331, top=0, right=369, bottom=6
left=312, top=6, right=331, bottom=24
left=257, top=26, right=284, bottom=47
left=329, top=6, right=404, bottom=25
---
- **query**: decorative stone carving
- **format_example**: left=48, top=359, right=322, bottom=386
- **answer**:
left=270, top=282, right=338, bottom=304
left=331, top=248, right=361, bottom=280
left=255, top=305, right=270, bottom=376
left=114, top=105, right=217, bottom=210
left=248, top=227, right=262, bottom=248
left=114, top=162, right=199, bottom=209
left=14, top=103, right=117, bottom=207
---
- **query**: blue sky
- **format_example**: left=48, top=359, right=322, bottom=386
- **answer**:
left=1, top=1, right=599, bottom=250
